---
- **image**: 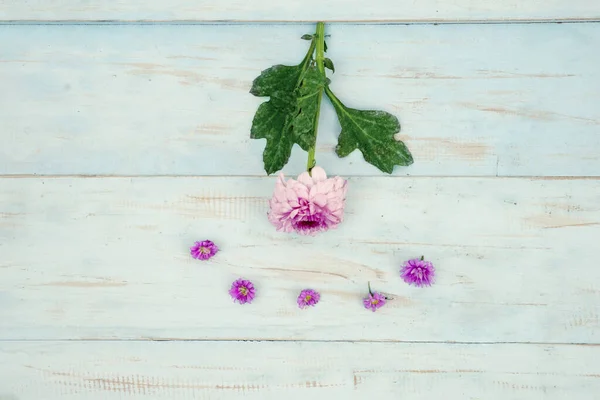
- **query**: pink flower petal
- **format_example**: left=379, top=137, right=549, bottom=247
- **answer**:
left=313, top=193, right=327, bottom=207
left=315, top=179, right=334, bottom=195
left=285, top=188, right=299, bottom=207
left=293, top=184, right=309, bottom=199
left=310, top=166, right=327, bottom=182
left=297, top=171, right=314, bottom=187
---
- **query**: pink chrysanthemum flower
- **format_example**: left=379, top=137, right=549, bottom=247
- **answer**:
left=363, top=283, right=387, bottom=312
left=190, top=240, right=218, bottom=260
left=297, top=289, right=320, bottom=309
left=401, top=256, right=435, bottom=287
left=229, top=279, right=256, bottom=304
left=268, top=166, right=347, bottom=236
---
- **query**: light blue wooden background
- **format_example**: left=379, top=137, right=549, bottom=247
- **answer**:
left=0, top=2, right=599, bottom=398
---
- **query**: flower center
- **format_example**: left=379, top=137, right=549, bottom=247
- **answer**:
left=371, top=299, right=379, bottom=305
left=297, top=220, right=320, bottom=229
left=304, top=295, right=312, bottom=302
left=294, top=212, right=327, bottom=232
left=238, top=286, right=248, bottom=296
left=200, top=246, right=211, bottom=254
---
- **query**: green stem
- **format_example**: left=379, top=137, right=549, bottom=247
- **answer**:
left=297, top=38, right=317, bottom=87
left=324, top=85, right=341, bottom=108
left=306, top=21, right=326, bottom=174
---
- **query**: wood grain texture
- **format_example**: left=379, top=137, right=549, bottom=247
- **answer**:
left=1, top=341, right=599, bottom=399
left=1, top=177, right=599, bottom=342
left=1, top=0, right=599, bottom=22
left=1, top=24, right=599, bottom=177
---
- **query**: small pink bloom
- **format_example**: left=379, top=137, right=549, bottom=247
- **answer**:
left=268, top=166, right=348, bottom=236
left=363, top=292, right=387, bottom=312
left=363, top=282, right=387, bottom=312
left=297, top=289, right=320, bottom=309
left=401, top=256, right=435, bottom=287
left=190, top=240, right=218, bottom=260
left=229, top=278, right=256, bottom=304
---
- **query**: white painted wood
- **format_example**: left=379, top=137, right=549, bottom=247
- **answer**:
left=1, top=24, right=599, bottom=177
left=1, top=177, right=598, bottom=342
left=1, top=341, right=598, bottom=399
left=1, top=0, right=599, bottom=22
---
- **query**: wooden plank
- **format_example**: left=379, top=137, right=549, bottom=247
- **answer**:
left=1, top=341, right=598, bottom=399
left=1, top=0, right=599, bottom=22
left=1, top=176, right=599, bottom=342
left=1, top=24, right=599, bottom=177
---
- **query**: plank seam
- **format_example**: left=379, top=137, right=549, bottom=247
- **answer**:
left=1, top=19, right=600, bottom=26
left=0, top=339, right=598, bottom=345
left=0, top=175, right=598, bottom=180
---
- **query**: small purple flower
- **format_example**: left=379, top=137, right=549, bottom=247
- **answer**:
left=297, top=289, right=320, bottom=309
left=363, top=282, right=387, bottom=312
left=401, top=256, right=435, bottom=287
left=190, top=240, right=218, bottom=260
left=229, top=278, right=256, bottom=304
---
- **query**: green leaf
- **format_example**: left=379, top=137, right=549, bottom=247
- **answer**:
left=326, top=88, right=413, bottom=173
left=250, top=65, right=301, bottom=97
left=250, top=62, right=326, bottom=174
left=301, top=34, right=313, bottom=40
left=250, top=101, right=293, bottom=174
left=324, top=41, right=328, bottom=52
left=324, top=58, right=335, bottom=73
left=293, top=67, right=325, bottom=151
